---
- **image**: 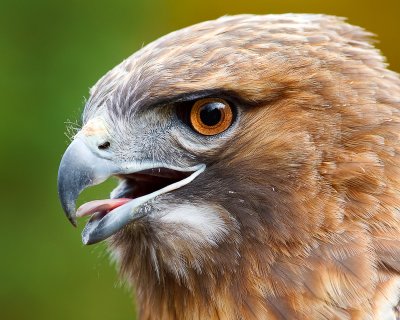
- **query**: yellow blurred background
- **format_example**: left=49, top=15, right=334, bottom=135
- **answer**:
left=1, top=0, right=399, bottom=319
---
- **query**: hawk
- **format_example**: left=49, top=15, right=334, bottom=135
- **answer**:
left=57, top=14, right=400, bottom=319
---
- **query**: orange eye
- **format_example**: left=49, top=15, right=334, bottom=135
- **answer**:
left=189, top=98, right=233, bottom=136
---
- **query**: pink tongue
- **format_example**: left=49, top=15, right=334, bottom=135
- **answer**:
left=76, top=198, right=131, bottom=218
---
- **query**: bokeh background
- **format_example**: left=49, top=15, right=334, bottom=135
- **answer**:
left=1, top=0, right=399, bottom=319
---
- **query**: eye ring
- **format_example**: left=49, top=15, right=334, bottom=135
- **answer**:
left=189, top=98, right=233, bottom=136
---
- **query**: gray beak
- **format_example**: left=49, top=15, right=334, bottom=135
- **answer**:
left=58, top=136, right=206, bottom=245
left=57, top=138, right=118, bottom=226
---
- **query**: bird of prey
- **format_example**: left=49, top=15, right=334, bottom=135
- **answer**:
left=58, top=14, right=400, bottom=320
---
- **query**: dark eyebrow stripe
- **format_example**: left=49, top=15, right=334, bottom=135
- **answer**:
left=141, top=89, right=261, bottom=111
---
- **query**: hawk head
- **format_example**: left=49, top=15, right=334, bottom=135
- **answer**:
left=58, top=14, right=400, bottom=319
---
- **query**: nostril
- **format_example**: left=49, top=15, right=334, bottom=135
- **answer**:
left=98, top=141, right=111, bottom=150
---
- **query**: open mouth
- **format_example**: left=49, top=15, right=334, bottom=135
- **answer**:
left=76, top=168, right=195, bottom=219
left=76, top=165, right=205, bottom=245
left=57, top=137, right=206, bottom=245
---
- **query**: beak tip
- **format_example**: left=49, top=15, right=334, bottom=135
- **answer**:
left=68, top=216, right=77, bottom=227
left=82, top=233, right=94, bottom=245
left=59, top=198, right=78, bottom=227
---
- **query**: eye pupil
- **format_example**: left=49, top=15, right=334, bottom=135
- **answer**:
left=199, top=103, right=223, bottom=127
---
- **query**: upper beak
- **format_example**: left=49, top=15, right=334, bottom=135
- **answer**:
left=57, top=138, right=119, bottom=226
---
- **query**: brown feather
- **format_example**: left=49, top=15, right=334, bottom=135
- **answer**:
left=84, top=14, right=400, bottom=319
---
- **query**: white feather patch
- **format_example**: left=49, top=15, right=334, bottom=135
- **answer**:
left=375, top=276, right=400, bottom=320
left=159, top=204, right=228, bottom=245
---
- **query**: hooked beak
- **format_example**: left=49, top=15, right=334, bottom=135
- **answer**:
left=57, top=138, right=119, bottom=226
left=57, top=138, right=205, bottom=245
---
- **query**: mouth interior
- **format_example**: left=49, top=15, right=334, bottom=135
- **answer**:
left=76, top=167, right=193, bottom=220
left=117, top=168, right=193, bottom=199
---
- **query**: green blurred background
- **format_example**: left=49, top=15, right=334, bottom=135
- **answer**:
left=1, top=0, right=399, bottom=319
